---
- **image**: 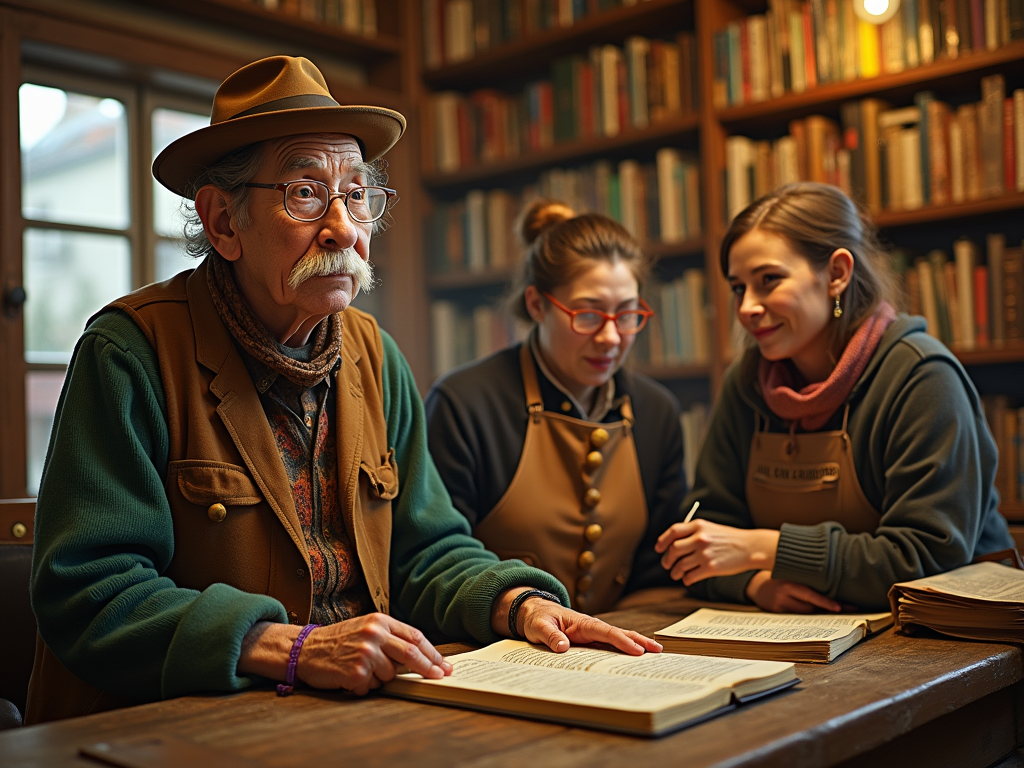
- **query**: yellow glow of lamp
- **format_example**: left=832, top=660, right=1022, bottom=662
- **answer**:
left=853, top=0, right=900, bottom=24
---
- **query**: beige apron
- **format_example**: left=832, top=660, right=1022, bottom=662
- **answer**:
left=745, top=405, right=879, bottom=533
left=474, top=345, right=649, bottom=612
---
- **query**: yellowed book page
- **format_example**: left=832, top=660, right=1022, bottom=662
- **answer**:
left=393, top=641, right=792, bottom=711
left=657, top=609, right=892, bottom=643
left=894, top=562, right=1024, bottom=602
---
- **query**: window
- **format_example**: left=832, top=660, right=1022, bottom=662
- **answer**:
left=17, top=66, right=210, bottom=494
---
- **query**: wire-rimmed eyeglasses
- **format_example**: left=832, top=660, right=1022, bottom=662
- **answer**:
left=243, top=180, right=397, bottom=223
left=542, top=291, right=654, bottom=335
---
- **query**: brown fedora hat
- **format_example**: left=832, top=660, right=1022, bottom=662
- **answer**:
left=153, top=55, right=406, bottom=197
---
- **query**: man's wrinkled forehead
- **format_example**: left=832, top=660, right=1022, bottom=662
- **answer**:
left=263, top=133, right=365, bottom=174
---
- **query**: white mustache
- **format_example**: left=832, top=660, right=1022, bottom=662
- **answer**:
left=287, top=247, right=376, bottom=294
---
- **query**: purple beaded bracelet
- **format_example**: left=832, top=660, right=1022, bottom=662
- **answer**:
left=276, top=623, right=319, bottom=697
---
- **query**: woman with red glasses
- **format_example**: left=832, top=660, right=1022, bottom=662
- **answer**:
left=425, top=199, right=688, bottom=613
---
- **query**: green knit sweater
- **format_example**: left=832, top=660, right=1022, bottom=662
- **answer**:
left=31, top=309, right=567, bottom=702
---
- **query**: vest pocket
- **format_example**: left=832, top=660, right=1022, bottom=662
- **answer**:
left=359, top=448, right=399, bottom=500
left=171, top=460, right=263, bottom=506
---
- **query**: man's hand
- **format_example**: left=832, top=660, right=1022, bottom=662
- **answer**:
left=238, top=614, right=452, bottom=696
left=744, top=570, right=841, bottom=613
left=655, top=520, right=780, bottom=585
left=492, top=588, right=662, bottom=656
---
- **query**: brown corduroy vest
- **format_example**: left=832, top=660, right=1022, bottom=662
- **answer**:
left=25, top=260, right=397, bottom=724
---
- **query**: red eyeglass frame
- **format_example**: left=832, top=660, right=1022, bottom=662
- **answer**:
left=541, top=291, right=655, bottom=335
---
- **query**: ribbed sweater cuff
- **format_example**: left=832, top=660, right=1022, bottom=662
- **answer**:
left=773, top=523, right=832, bottom=593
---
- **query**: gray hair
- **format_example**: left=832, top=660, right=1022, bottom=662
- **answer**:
left=180, top=143, right=392, bottom=259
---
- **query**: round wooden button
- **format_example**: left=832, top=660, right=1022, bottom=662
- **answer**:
left=583, top=488, right=601, bottom=507
left=590, top=428, right=609, bottom=448
left=584, top=451, right=604, bottom=471
left=575, top=592, right=587, bottom=609
left=578, top=550, right=596, bottom=570
left=576, top=574, right=593, bottom=592
left=584, top=524, right=604, bottom=543
left=207, top=503, right=227, bottom=522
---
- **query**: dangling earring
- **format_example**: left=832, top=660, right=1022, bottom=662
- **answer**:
left=833, top=293, right=843, bottom=319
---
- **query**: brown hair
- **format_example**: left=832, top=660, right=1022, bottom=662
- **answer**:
left=507, top=199, right=652, bottom=322
left=719, top=182, right=902, bottom=368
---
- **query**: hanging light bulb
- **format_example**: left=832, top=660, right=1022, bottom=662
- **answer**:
left=853, top=0, right=900, bottom=24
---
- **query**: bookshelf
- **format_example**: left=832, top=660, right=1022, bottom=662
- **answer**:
left=409, top=0, right=1023, bottom=518
left=132, top=0, right=404, bottom=89
left=415, top=0, right=712, bottom=404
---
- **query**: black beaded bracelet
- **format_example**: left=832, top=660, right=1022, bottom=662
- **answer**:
left=507, top=589, right=563, bottom=641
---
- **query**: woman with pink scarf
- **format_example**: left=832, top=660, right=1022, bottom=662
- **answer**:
left=656, top=183, right=1012, bottom=612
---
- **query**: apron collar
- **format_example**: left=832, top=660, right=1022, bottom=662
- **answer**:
left=527, top=329, right=617, bottom=422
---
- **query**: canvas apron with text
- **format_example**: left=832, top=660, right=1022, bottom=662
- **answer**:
left=474, top=345, right=648, bottom=612
left=745, top=405, right=879, bottom=533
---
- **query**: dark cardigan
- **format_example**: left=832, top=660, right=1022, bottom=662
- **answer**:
left=425, top=343, right=688, bottom=595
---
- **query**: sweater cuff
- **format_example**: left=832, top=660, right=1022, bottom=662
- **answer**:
left=773, top=523, right=833, bottom=593
left=161, top=583, right=288, bottom=699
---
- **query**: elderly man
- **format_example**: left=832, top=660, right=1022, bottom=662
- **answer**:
left=27, top=56, right=659, bottom=724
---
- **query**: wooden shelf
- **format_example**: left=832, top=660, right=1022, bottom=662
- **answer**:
left=716, top=40, right=1024, bottom=132
left=132, top=0, right=402, bottom=59
left=422, top=0, right=693, bottom=91
left=646, top=238, right=705, bottom=260
left=632, top=362, right=711, bottom=380
left=874, top=191, right=1024, bottom=229
left=1003, top=505, right=1024, bottom=523
left=427, top=268, right=516, bottom=291
left=424, top=113, right=700, bottom=193
left=955, top=342, right=1024, bottom=366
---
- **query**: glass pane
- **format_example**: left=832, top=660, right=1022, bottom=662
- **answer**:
left=24, top=228, right=131, bottom=364
left=26, top=370, right=65, bottom=495
left=20, top=83, right=130, bottom=229
left=152, top=107, right=208, bottom=238
left=155, top=237, right=195, bottom=283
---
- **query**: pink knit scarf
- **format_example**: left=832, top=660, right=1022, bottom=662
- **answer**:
left=758, top=302, right=897, bottom=431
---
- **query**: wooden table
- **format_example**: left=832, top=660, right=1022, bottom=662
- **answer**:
left=3, top=598, right=1024, bottom=768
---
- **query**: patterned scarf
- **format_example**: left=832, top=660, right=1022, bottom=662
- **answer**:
left=206, top=255, right=343, bottom=389
left=758, top=301, right=897, bottom=431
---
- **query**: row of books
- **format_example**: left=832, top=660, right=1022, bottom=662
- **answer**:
left=430, top=301, right=529, bottom=378
left=898, top=233, right=1024, bottom=351
left=423, top=0, right=654, bottom=68
left=982, top=396, right=1024, bottom=506
left=724, top=79, right=1024, bottom=219
left=253, top=0, right=377, bottom=34
left=427, top=151, right=701, bottom=275
left=632, top=268, right=710, bottom=368
left=712, top=0, right=1024, bottom=109
left=423, top=35, right=698, bottom=173
left=679, top=401, right=709, bottom=492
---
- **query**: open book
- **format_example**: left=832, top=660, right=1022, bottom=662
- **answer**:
left=382, top=639, right=798, bottom=736
left=654, top=609, right=893, bottom=663
left=889, top=561, right=1024, bottom=642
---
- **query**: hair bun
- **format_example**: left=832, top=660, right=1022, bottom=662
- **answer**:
left=515, top=199, right=575, bottom=247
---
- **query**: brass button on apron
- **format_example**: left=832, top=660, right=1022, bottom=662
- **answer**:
left=207, top=503, right=227, bottom=522
left=590, top=428, right=609, bottom=448
left=11, top=522, right=27, bottom=539
left=578, top=550, right=596, bottom=570
left=575, top=592, right=588, bottom=609
left=560, top=401, right=572, bottom=412
left=583, top=488, right=601, bottom=507
left=584, top=523, right=604, bottom=542
left=576, top=574, right=593, bottom=592
left=584, top=451, right=603, bottom=471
